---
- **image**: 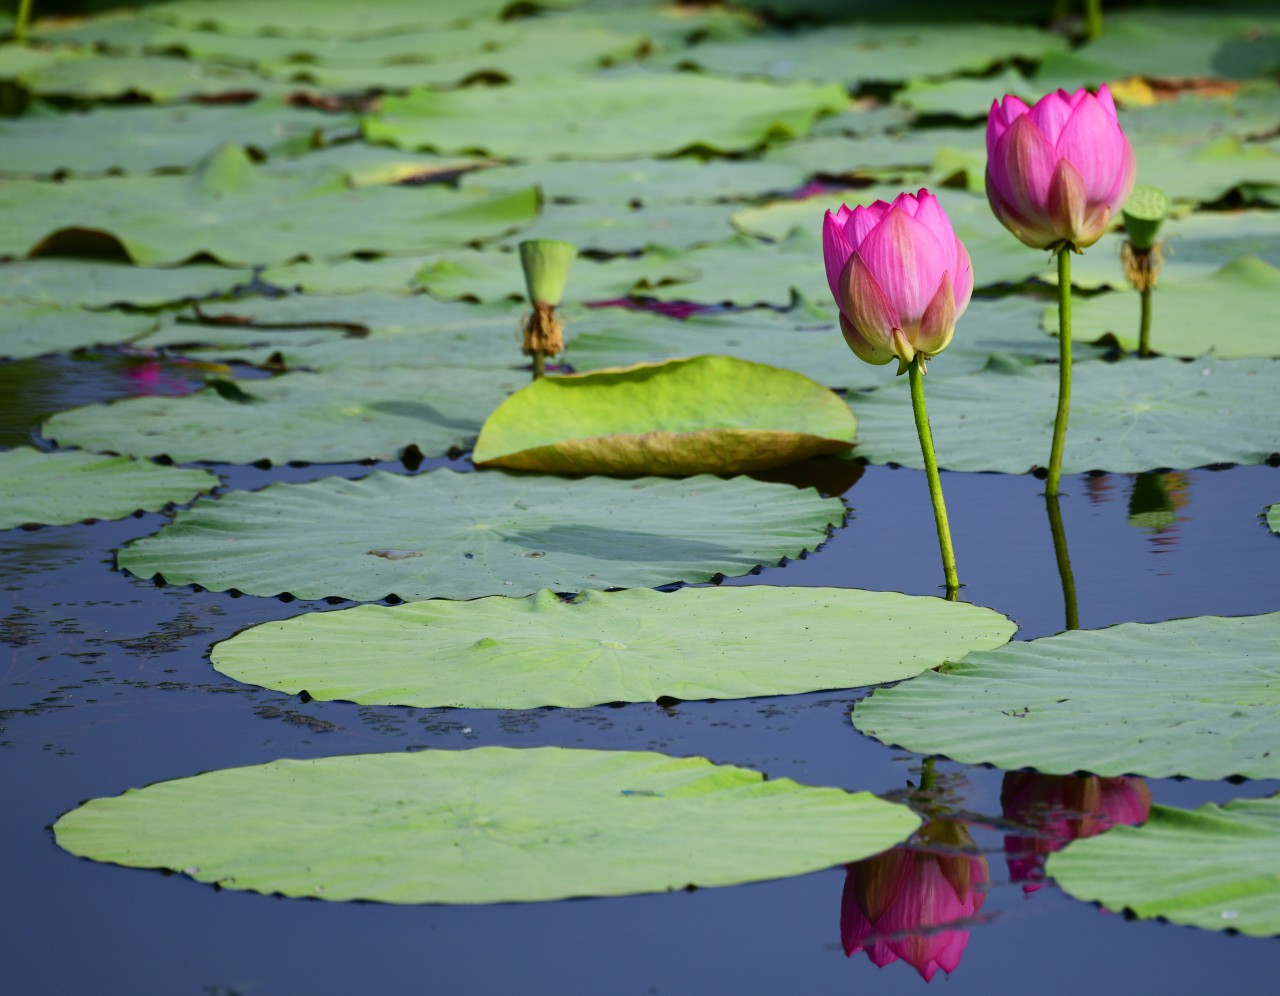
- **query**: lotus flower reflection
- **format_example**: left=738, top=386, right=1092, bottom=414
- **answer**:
left=822, top=189, right=973, bottom=375
left=841, top=819, right=988, bottom=982
left=985, top=85, right=1136, bottom=252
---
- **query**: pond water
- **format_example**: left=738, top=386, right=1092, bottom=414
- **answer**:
left=3, top=353, right=1277, bottom=993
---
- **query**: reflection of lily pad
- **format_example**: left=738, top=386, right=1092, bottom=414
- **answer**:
left=53, top=746, right=920, bottom=904
left=1049, top=795, right=1280, bottom=938
left=1267, top=503, right=1280, bottom=533
left=0, top=448, right=217, bottom=529
left=851, top=358, right=1280, bottom=474
left=363, top=74, right=846, bottom=159
left=1047, top=258, right=1280, bottom=358
left=0, top=302, right=156, bottom=360
left=44, top=365, right=521, bottom=465
left=0, top=145, right=539, bottom=266
left=119, top=469, right=845, bottom=601
left=473, top=356, right=856, bottom=475
left=853, top=612, right=1280, bottom=780
left=214, top=585, right=1015, bottom=708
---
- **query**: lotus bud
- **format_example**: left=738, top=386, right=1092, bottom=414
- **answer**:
left=1120, top=186, right=1168, bottom=293
left=821, top=189, right=973, bottom=376
left=985, top=85, right=1136, bottom=252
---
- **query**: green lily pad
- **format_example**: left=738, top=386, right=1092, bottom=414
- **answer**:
left=117, top=469, right=845, bottom=600
left=473, top=356, right=856, bottom=476
left=1134, top=135, right=1280, bottom=206
left=18, top=53, right=279, bottom=101
left=1047, top=257, right=1280, bottom=358
left=0, top=260, right=253, bottom=308
left=894, top=69, right=1038, bottom=118
left=1048, top=795, right=1280, bottom=938
left=213, top=585, right=1015, bottom=708
left=668, top=23, right=1065, bottom=85
left=0, top=100, right=356, bottom=178
left=261, top=144, right=488, bottom=188
left=461, top=158, right=807, bottom=206
left=852, top=611, right=1280, bottom=780
left=362, top=74, right=847, bottom=159
left=643, top=232, right=827, bottom=307
left=497, top=201, right=739, bottom=254
left=0, top=448, right=217, bottom=529
left=1120, top=86, right=1280, bottom=148
left=44, top=365, right=522, bottom=464
left=0, top=145, right=539, bottom=266
left=0, top=301, right=157, bottom=360
left=53, top=746, right=919, bottom=904
left=850, top=357, right=1280, bottom=474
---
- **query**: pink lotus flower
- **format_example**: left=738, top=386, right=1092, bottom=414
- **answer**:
left=841, top=819, right=988, bottom=982
left=986, top=85, right=1137, bottom=251
left=1001, top=772, right=1151, bottom=892
left=822, top=189, right=973, bottom=375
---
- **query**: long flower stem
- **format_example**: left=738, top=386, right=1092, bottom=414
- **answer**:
left=532, top=351, right=545, bottom=381
left=1084, top=0, right=1102, bottom=39
left=15, top=0, right=34, bottom=43
left=1046, top=249, right=1073, bottom=497
left=908, top=356, right=959, bottom=594
left=1138, top=286, right=1152, bottom=358
left=1045, top=495, right=1079, bottom=632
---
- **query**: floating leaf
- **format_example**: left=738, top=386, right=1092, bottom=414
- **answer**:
left=117, top=469, right=845, bottom=601
left=850, top=357, right=1280, bottom=474
left=498, top=201, right=739, bottom=254
left=0, top=302, right=156, bottom=360
left=44, top=365, right=521, bottom=464
left=1134, top=135, right=1280, bottom=206
left=1047, top=257, right=1280, bottom=358
left=852, top=612, right=1280, bottom=780
left=473, top=356, right=856, bottom=475
left=0, top=145, right=539, bottom=266
left=213, top=585, right=1015, bottom=708
left=0, top=100, right=356, bottom=178
left=894, top=69, right=1038, bottom=118
left=53, top=746, right=920, bottom=904
left=0, top=259, right=253, bottom=308
left=17, top=53, right=279, bottom=102
left=0, top=448, right=217, bottom=529
left=262, top=143, right=488, bottom=188
left=1048, top=795, right=1280, bottom=938
left=363, top=74, right=847, bottom=159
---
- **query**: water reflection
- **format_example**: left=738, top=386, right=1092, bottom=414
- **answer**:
left=1001, top=771, right=1152, bottom=892
left=1127, top=472, right=1191, bottom=552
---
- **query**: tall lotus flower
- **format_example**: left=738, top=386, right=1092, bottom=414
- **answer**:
left=1001, top=772, right=1151, bottom=893
left=841, top=819, right=988, bottom=982
left=985, top=85, right=1136, bottom=252
left=823, top=190, right=973, bottom=376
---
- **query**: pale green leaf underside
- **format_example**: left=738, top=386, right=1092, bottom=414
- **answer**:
left=53, top=746, right=920, bottom=904
left=1048, top=795, right=1280, bottom=938
left=852, top=612, right=1280, bottom=780
left=118, top=469, right=846, bottom=601
left=0, top=448, right=218, bottom=529
left=473, top=355, right=857, bottom=475
left=213, top=586, right=1015, bottom=708
left=851, top=357, right=1280, bottom=474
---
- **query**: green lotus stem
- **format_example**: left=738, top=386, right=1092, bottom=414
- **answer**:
left=1084, top=0, right=1102, bottom=39
left=1046, top=249, right=1073, bottom=498
left=1045, top=494, right=1079, bottom=632
left=532, top=350, right=546, bottom=381
left=908, top=356, right=959, bottom=594
left=15, top=0, right=33, bottom=43
left=1138, top=285, right=1153, bottom=359
left=919, top=757, right=937, bottom=794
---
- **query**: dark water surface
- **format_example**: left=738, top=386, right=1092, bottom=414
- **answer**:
left=4, top=356, right=1279, bottom=994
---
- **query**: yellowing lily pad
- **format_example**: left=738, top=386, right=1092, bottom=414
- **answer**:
left=472, top=355, right=856, bottom=476
left=53, top=746, right=920, bottom=904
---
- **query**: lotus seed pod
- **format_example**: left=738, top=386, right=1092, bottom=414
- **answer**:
left=1122, top=187, right=1169, bottom=252
left=518, top=239, right=577, bottom=307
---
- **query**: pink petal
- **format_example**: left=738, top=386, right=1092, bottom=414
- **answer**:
left=910, top=190, right=959, bottom=273
left=840, top=252, right=900, bottom=361
left=1028, top=89, right=1074, bottom=145
left=951, top=236, right=974, bottom=318
left=823, top=209, right=854, bottom=304
left=985, top=168, right=1060, bottom=249
left=840, top=310, right=897, bottom=366
left=1095, top=83, right=1118, bottom=119
left=1105, top=133, right=1138, bottom=208
left=856, top=208, right=948, bottom=326
left=915, top=271, right=956, bottom=358
left=1047, top=157, right=1087, bottom=245
left=987, top=94, right=1030, bottom=150
left=1055, top=93, right=1129, bottom=201
left=844, top=200, right=889, bottom=249
left=993, top=114, right=1060, bottom=223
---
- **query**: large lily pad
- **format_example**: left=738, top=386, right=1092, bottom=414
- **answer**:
left=0, top=302, right=157, bottom=360
left=642, top=232, right=827, bottom=307
left=53, top=746, right=919, bottom=904
left=17, top=53, right=279, bottom=102
left=0, top=100, right=356, bottom=178
left=1047, top=257, right=1280, bottom=358
left=0, top=145, right=539, bottom=266
left=44, top=365, right=522, bottom=464
left=497, top=201, right=739, bottom=254
left=1133, top=135, right=1280, bottom=206
left=1048, top=795, right=1280, bottom=938
left=850, top=357, right=1280, bottom=474
left=472, top=355, right=856, bottom=475
left=362, top=74, right=847, bottom=159
left=213, top=586, right=1015, bottom=708
left=117, top=469, right=845, bottom=601
left=0, top=448, right=217, bottom=529
left=852, top=612, right=1280, bottom=780
left=0, top=259, right=253, bottom=308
